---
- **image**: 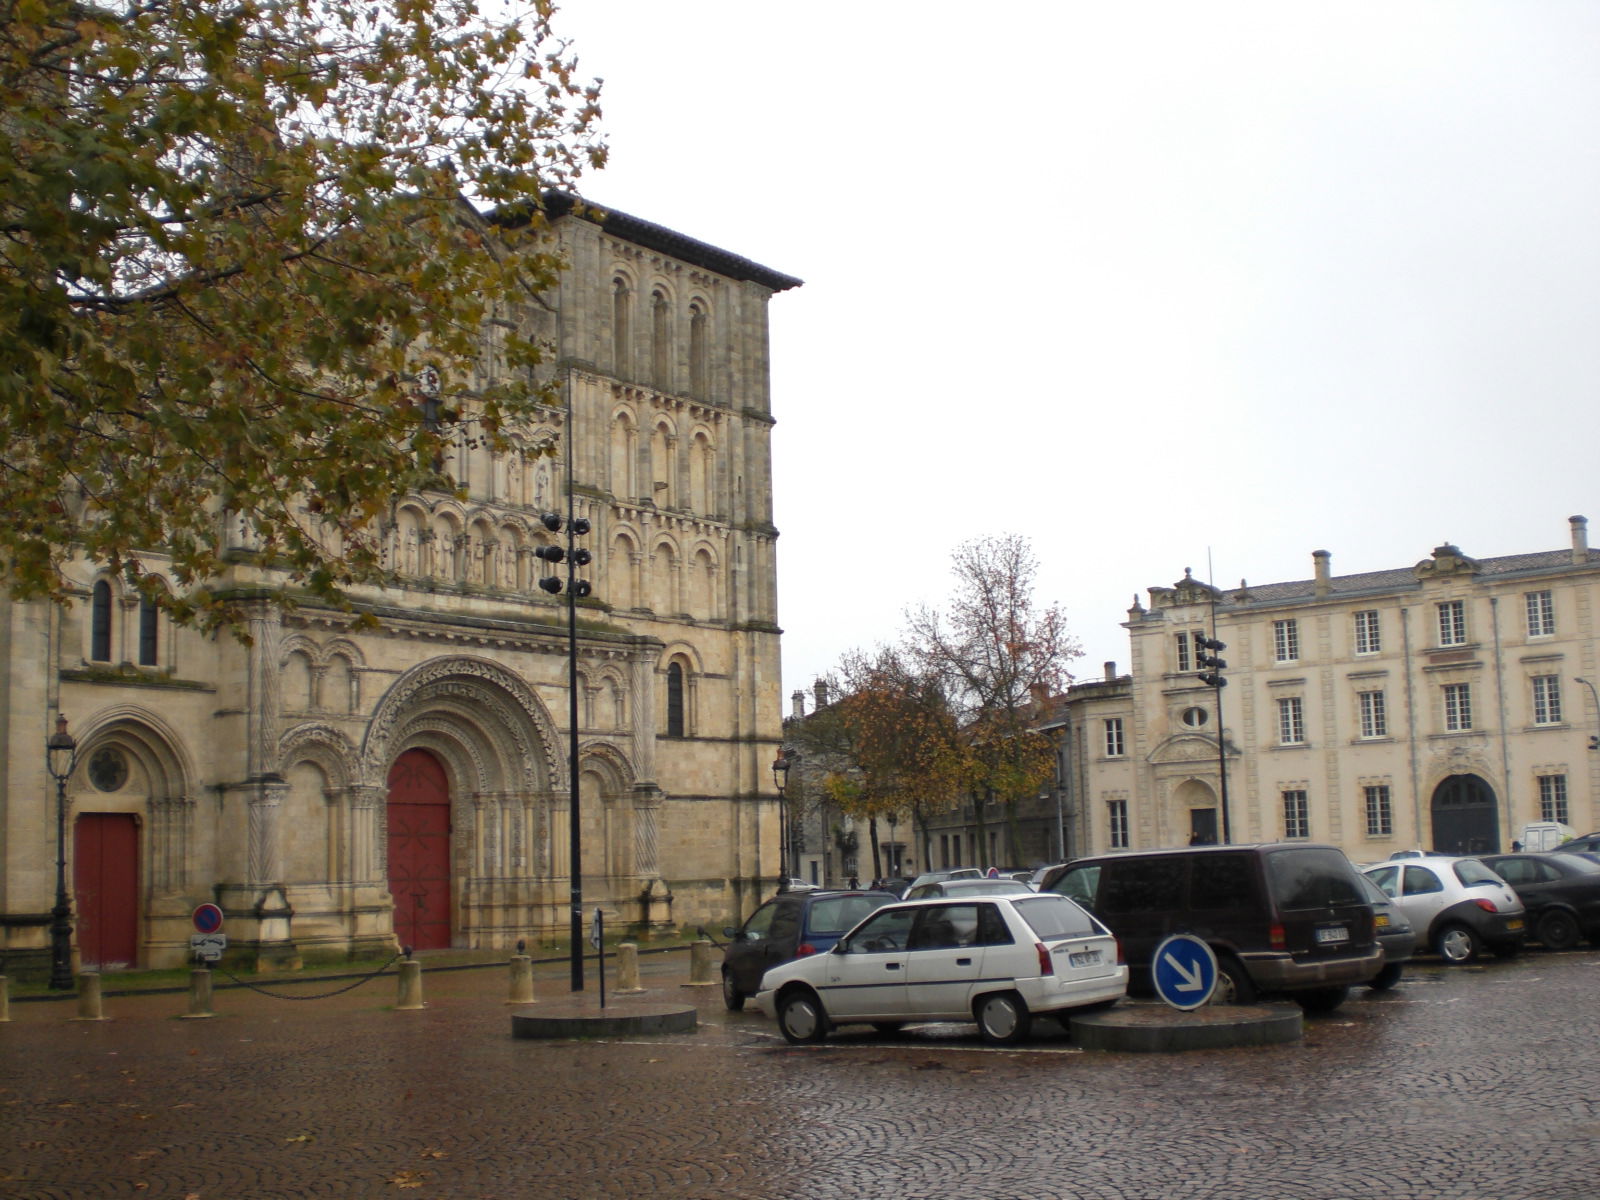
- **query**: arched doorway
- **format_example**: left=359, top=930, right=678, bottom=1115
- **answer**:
left=386, top=749, right=452, bottom=950
left=1431, top=774, right=1498, bottom=855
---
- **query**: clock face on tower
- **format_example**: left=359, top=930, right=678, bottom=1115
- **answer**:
left=418, top=365, right=441, bottom=397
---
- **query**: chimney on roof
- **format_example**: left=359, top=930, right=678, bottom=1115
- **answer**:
left=791, top=690, right=807, bottom=720
left=1571, top=515, right=1589, bottom=565
left=813, top=679, right=830, bottom=710
left=1313, top=549, right=1331, bottom=598
left=1104, top=661, right=1117, bottom=681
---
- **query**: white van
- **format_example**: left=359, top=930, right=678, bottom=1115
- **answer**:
left=1517, top=822, right=1576, bottom=851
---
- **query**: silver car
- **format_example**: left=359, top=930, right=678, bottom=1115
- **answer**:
left=755, top=892, right=1127, bottom=1046
left=1362, top=856, right=1526, bottom=964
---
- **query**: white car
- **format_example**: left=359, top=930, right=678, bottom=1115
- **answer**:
left=754, top=892, right=1127, bottom=1045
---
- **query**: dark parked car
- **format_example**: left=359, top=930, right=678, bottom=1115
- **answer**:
left=1044, top=843, right=1382, bottom=1013
left=720, top=888, right=897, bottom=1010
left=1554, top=832, right=1600, bottom=855
left=1476, top=852, right=1600, bottom=951
left=1358, top=870, right=1416, bottom=989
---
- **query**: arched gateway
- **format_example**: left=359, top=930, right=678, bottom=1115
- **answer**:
left=1430, top=774, right=1499, bottom=855
left=386, top=749, right=452, bottom=950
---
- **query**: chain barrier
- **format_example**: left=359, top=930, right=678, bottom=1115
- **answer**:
left=207, top=950, right=406, bottom=1001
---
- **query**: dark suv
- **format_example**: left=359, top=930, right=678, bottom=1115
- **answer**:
left=720, top=889, right=898, bottom=1010
left=1043, top=844, right=1381, bottom=1013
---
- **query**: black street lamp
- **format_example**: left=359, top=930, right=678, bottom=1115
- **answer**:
left=46, top=714, right=78, bottom=990
left=886, top=811, right=899, bottom=876
left=772, top=749, right=797, bottom=892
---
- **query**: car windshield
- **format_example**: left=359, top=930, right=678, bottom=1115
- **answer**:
left=1012, top=895, right=1104, bottom=939
left=806, top=893, right=896, bottom=934
left=1266, top=847, right=1365, bottom=909
left=1454, top=859, right=1505, bottom=887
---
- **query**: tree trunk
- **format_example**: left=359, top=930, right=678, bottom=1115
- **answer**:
left=868, top=816, right=883, bottom=884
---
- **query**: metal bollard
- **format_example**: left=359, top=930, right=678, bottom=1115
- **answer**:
left=182, top=968, right=215, bottom=1019
left=685, top=938, right=716, bottom=987
left=0, top=975, right=9, bottom=1022
left=507, top=954, right=535, bottom=1005
left=395, top=958, right=425, bottom=1010
left=616, top=942, right=643, bottom=993
left=75, top=971, right=107, bottom=1021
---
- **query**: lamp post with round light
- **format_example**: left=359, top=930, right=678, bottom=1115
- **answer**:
left=46, top=715, right=79, bottom=990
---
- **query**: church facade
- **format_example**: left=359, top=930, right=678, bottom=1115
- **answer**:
left=1, top=198, right=800, bottom=977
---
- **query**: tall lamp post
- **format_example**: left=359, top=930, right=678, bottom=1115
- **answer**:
left=772, top=749, right=796, bottom=892
left=1575, top=678, right=1600, bottom=752
left=886, top=811, right=899, bottom=877
left=46, top=715, right=79, bottom=990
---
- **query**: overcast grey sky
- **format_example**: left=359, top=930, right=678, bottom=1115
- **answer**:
left=552, top=2, right=1600, bottom=701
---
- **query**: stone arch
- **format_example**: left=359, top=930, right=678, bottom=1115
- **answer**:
left=649, top=415, right=677, bottom=506
left=362, top=655, right=563, bottom=793
left=688, top=425, right=716, bottom=515
left=277, top=722, right=360, bottom=792
left=607, top=525, right=641, bottom=610
left=658, top=643, right=704, bottom=738
left=610, top=405, right=639, bottom=501
left=651, top=534, right=681, bottom=614
left=578, top=739, right=638, bottom=879
left=687, top=540, right=720, bottom=620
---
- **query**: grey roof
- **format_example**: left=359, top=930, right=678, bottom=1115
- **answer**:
left=1223, top=548, right=1600, bottom=609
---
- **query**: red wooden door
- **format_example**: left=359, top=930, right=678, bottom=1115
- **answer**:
left=386, top=750, right=452, bottom=951
left=74, top=813, right=140, bottom=969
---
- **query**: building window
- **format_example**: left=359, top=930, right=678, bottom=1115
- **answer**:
left=666, top=661, right=685, bottom=737
left=1364, top=785, right=1394, bottom=836
left=1358, top=690, right=1387, bottom=739
left=689, top=302, right=709, bottom=396
left=1273, top=619, right=1300, bottom=663
left=1353, top=610, right=1381, bottom=655
left=1282, top=789, right=1309, bottom=839
left=1181, top=706, right=1209, bottom=728
left=1108, top=798, right=1130, bottom=849
left=1437, top=600, right=1467, bottom=647
left=650, top=289, right=670, bottom=388
left=1526, top=590, right=1555, bottom=638
left=1175, top=631, right=1193, bottom=672
left=1539, top=774, right=1569, bottom=825
left=137, top=597, right=159, bottom=667
left=1443, top=682, right=1472, bottom=731
left=1103, top=718, right=1125, bottom=758
left=90, top=580, right=113, bottom=662
left=1532, top=675, right=1563, bottom=726
left=1277, top=697, right=1305, bottom=745
left=611, top=277, right=631, bottom=374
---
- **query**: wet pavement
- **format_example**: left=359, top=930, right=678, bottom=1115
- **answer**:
left=2, top=947, right=1597, bottom=1199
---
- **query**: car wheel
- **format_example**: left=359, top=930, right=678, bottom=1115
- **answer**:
left=1537, top=910, right=1581, bottom=952
left=871, top=1022, right=904, bottom=1037
left=1293, top=985, right=1349, bottom=1014
left=1210, top=955, right=1258, bottom=1005
left=1366, top=961, right=1404, bottom=991
left=721, top=970, right=745, bottom=1012
left=1434, top=923, right=1481, bottom=964
left=777, top=988, right=828, bottom=1045
left=975, top=991, right=1032, bottom=1045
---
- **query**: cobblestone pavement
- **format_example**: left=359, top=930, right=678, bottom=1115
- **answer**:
left=3, top=948, right=1598, bottom=1200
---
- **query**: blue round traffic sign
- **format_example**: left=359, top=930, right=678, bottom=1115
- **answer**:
left=192, top=903, right=224, bottom=934
left=1151, top=933, right=1218, bottom=1010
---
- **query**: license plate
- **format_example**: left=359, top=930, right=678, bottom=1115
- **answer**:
left=1068, top=950, right=1102, bottom=967
left=1316, top=926, right=1350, bottom=944
left=1506, top=918, right=1524, bottom=931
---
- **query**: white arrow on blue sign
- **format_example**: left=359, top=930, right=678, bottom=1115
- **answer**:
left=1151, top=933, right=1218, bottom=1010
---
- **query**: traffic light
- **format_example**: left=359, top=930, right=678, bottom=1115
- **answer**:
left=1196, top=634, right=1227, bottom=688
left=536, top=511, right=594, bottom=599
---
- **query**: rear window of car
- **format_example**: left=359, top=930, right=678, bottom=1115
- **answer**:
left=1454, top=859, right=1506, bottom=887
left=806, top=893, right=895, bottom=935
left=1012, top=895, right=1105, bottom=939
left=1265, top=848, right=1365, bottom=909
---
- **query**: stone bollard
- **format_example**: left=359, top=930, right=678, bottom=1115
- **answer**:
left=75, top=972, right=107, bottom=1021
left=685, top=938, right=716, bottom=987
left=182, top=968, right=215, bottom=1019
left=0, top=975, right=8, bottom=1022
left=616, top=942, right=643, bottom=993
left=507, top=954, right=535, bottom=1005
left=395, top=958, right=425, bottom=1010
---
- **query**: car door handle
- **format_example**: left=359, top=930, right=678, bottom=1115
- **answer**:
left=885, top=963, right=900, bottom=971
left=956, top=958, right=972, bottom=966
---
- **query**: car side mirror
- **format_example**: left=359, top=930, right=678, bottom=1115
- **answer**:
left=722, top=926, right=737, bottom=939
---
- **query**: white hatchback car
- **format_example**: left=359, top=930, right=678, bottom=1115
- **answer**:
left=754, top=892, right=1127, bottom=1045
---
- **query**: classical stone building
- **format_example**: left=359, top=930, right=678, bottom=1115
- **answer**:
left=1064, top=515, right=1600, bottom=862
left=1, top=196, right=800, bottom=977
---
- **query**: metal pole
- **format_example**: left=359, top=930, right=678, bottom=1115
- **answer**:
left=566, top=388, right=583, bottom=993
left=49, top=770, right=72, bottom=990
